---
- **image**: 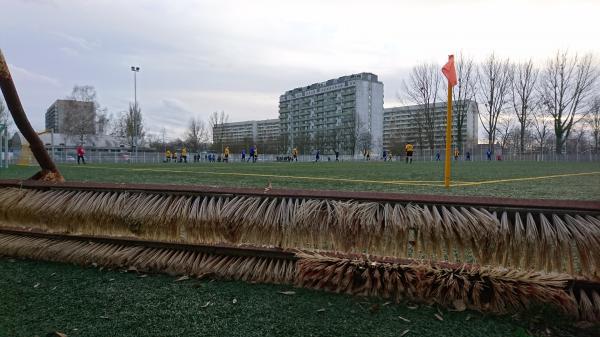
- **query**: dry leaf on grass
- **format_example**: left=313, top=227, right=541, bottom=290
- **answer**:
left=406, top=305, right=418, bottom=310
left=46, top=332, right=68, bottom=337
left=99, top=315, right=109, bottom=319
left=465, top=314, right=472, bottom=321
left=175, top=275, right=189, bottom=282
left=316, top=308, right=326, bottom=312
left=200, top=301, right=211, bottom=308
left=400, top=329, right=410, bottom=336
left=434, top=314, right=444, bottom=321
left=382, top=302, right=392, bottom=306
left=264, top=181, right=272, bottom=193
left=278, top=291, right=296, bottom=295
left=138, top=274, right=148, bottom=278
left=398, top=316, right=410, bottom=322
left=452, top=300, right=466, bottom=312
left=232, top=298, right=237, bottom=304
left=33, top=283, right=40, bottom=288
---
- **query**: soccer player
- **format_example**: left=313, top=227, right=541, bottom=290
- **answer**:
left=248, top=145, right=255, bottom=162
left=182, top=147, right=188, bottom=163
left=76, top=144, right=86, bottom=165
left=405, top=142, right=414, bottom=164
left=224, top=146, right=230, bottom=163
left=454, top=148, right=459, bottom=161
left=292, top=147, right=298, bottom=162
left=165, top=149, right=171, bottom=163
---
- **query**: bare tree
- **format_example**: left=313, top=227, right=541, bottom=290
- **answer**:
left=532, top=110, right=552, bottom=156
left=511, top=59, right=539, bottom=154
left=539, top=51, right=598, bottom=154
left=477, top=54, right=513, bottom=154
left=62, top=85, right=105, bottom=142
left=402, top=63, right=442, bottom=150
left=186, top=116, right=209, bottom=152
left=96, top=108, right=111, bottom=135
left=357, top=129, right=372, bottom=158
left=0, top=98, right=11, bottom=130
left=208, top=111, right=229, bottom=152
left=113, top=103, right=144, bottom=150
left=496, top=116, right=515, bottom=153
left=587, top=96, right=600, bottom=153
left=452, top=54, right=477, bottom=152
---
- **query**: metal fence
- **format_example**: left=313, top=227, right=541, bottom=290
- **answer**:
left=5, top=148, right=600, bottom=166
left=0, top=124, right=8, bottom=169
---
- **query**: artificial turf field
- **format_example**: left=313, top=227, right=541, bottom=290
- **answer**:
left=1, top=160, right=599, bottom=200
left=0, top=161, right=599, bottom=337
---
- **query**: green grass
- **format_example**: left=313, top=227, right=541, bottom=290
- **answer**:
left=1, top=160, right=599, bottom=200
left=2, top=258, right=595, bottom=337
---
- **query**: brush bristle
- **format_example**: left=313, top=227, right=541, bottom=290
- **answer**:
left=0, top=187, right=599, bottom=276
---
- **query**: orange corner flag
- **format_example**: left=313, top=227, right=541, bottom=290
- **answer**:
left=442, top=55, right=458, bottom=86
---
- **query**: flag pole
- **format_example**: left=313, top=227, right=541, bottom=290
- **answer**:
left=444, top=82, right=453, bottom=188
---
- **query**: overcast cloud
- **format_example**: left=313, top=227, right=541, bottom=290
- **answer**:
left=1, top=0, right=599, bottom=139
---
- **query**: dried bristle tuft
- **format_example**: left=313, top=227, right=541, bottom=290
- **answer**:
left=0, top=187, right=599, bottom=276
left=0, top=232, right=599, bottom=321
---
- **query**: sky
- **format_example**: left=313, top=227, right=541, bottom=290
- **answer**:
left=1, top=0, right=599, bottom=140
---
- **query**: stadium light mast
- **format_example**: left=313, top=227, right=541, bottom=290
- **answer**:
left=131, top=66, right=140, bottom=162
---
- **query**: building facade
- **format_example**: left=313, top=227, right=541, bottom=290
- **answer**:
left=212, top=119, right=280, bottom=153
left=383, top=100, right=479, bottom=153
left=45, top=99, right=95, bottom=134
left=279, top=73, right=384, bottom=156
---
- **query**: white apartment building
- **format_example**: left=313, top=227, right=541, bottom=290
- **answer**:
left=279, top=73, right=384, bottom=156
left=383, top=100, right=479, bottom=153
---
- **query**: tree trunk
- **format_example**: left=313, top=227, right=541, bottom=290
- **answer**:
left=520, top=125, right=525, bottom=154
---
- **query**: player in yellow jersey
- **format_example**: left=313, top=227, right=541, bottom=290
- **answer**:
left=224, top=146, right=230, bottom=162
left=405, top=142, right=414, bottom=164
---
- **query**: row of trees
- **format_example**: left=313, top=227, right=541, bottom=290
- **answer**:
left=402, top=51, right=600, bottom=154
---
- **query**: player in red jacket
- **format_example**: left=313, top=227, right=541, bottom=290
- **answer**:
left=76, top=144, right=86, bottom=165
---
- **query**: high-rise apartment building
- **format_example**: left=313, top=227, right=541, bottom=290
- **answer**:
left=45, top=99, right=95, bottom=134
left=383, top=100, right=479, bottom=152
left=279, top=73, right=384, bottom=155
